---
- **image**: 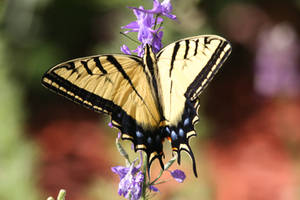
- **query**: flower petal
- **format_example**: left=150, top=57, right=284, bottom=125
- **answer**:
left=152, top=30, right=163, bottom=53
left=117, top=132, right=122, bottom=139
left=118, top=172, right=132, bottom=197
left=121, top=45, right=131, bottom=55
left=132, top=44, right=144, bottom=57
left=136, top=170, right=144, bottom=181
left=121, top=21, right=139, bottom=30
left=149, top=185, right=159, bottom=192
left=129, top=0, right=176, bottom=20
left=170, top=169, right=186, bottom=183
left=111, top=166, right=129, bottom=179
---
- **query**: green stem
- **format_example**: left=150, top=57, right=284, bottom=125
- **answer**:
left=150, top=155, right=177, bottom=185
left=46, top=189, right=66, bottom=200
left=116, top=138, right=131, bottom=166
left=57, top=189, right=66, bottom=200
left=141, top=152, right=148, bottom=200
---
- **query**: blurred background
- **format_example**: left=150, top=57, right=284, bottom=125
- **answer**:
left=1, top=0, right=300, bottom=199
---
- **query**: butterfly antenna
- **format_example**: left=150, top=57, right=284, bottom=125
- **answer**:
left=120, top=32, right=140, bottom=45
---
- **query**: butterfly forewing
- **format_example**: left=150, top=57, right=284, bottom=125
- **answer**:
left=157, top=35, right=232, bottom=123
left=42, top=55, right=167, bottom=163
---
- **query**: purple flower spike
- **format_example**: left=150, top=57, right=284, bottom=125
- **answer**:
left=121, top=0, right=176, bottom=57
left=108, top=122, right=113, bottom=128
left=170, top=169, right=186, bottom=183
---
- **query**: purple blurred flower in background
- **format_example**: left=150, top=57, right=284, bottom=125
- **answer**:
left=121, top=0, right=176, bottom=56
left=254, top=23, right=300, bottom=97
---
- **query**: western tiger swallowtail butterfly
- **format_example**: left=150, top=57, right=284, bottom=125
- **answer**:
left=41, top=35, right=232, bottom=176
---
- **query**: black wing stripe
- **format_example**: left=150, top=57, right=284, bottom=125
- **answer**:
left=156, top=51, right=162, bottom=59
left=81, top=61, right=93, bottom=75
left=145, top=45, right=159, bottom=97
left=93, top=57, right=107, bottom=74
left=144, top=45, right=164, bottom=119
left=106, top=55, right=143, bottom=98
left=53, top=62, right=74, bottom=71
left=69, top=61, right=76, bottom=69
left=194, top=39, right=199, bottom=56
left=169, top=42, right=180, bottom=76
left=130, top=56, right=144, bottom=65
left=43, top=72, right=120, bottom=114
left=185, top=41, right=231, bottom=99
left=184, top=40, right=190, bottom=59
left=106, top=55, right=159, bottom=123
left=145, top=45, right=154, bottom=73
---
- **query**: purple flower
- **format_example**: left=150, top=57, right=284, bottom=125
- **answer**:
left=129, top=0, right=176, bottom=20
left=121, top=0, right=176, bottom=56
left=170, top=169, right=186, bottom=183
left=131, top=44, right=144, bottom=57
left=108, top=122, right=113, bottom=128
left=112, top=165, right=134, bottom=180
left=152, top=29, right=164, bottom=53
left=112, top=162, right=144, bottom=200
left=122, top=8, right=162, bottom=56
left=121, top=45, right=131, bottom=55
left=149, top=185, right=159, bottom=192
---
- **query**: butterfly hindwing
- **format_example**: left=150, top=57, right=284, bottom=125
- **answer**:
left=156, top=35, right=232, bottom=175
left=41, top=54, right=166, bottom=167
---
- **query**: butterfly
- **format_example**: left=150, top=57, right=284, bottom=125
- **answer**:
left=41, top=35, right=232, bottom=176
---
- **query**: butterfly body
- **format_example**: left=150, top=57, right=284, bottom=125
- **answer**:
left=42, top=35, right=232, bottom=176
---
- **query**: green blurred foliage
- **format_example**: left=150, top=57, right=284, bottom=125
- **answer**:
left=0, top=38, right=39, bottom=199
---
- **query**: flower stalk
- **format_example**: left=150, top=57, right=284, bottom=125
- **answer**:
left=112, top=1, right=187, bottom=199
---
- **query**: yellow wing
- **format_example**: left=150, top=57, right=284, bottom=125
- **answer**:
left=41, top=54, right=165, bottom=166
left=156, top=35, right=232, bottom=175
